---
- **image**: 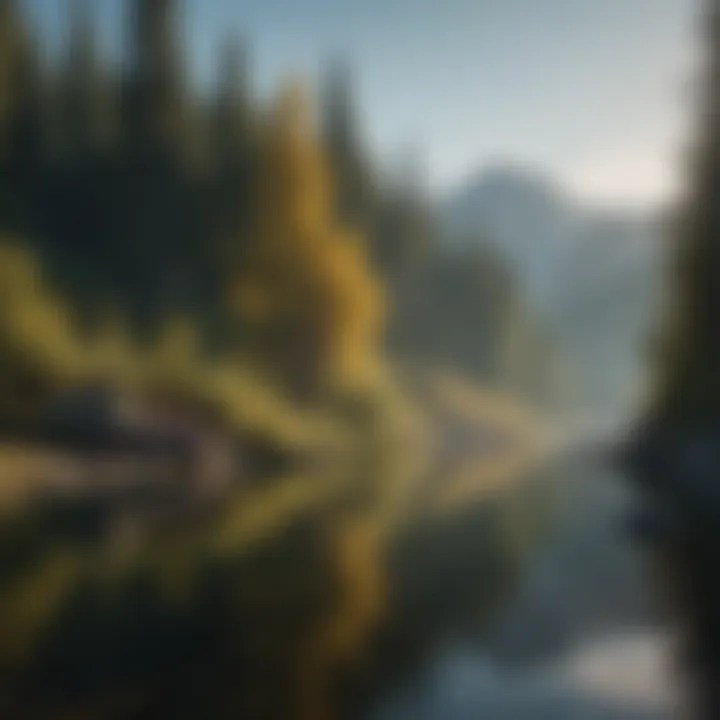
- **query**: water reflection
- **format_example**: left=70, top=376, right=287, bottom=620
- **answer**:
left=0, top=438, right=548, bottom=719
left=373, top=632, right=677, bottom=720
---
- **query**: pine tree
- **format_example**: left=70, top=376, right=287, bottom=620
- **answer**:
left=653, top=1, right=720, bottom=427
left=60, top=0, right=114, bottom=158
left=0, top=0, right=23, bottom=160
left=210, top=38, right=256, bottom=247
left=213, top=37, right=254, bottom=170
left=232, top=82, right=383, bottom=398
left=116, top=0, right=200, bottom=333
left=202, top=38, right=260, bottom=344
left=629, top=2, right=720, bottom=717
left=321, top=59, right=375, bottom=233
left=0, top=1, right=47, bottom=233
left=123, top=0, right=188, bottom=159
left=40, top=0, right=119, bottom=325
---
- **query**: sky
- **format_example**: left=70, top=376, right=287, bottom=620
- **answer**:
left=24, top=0, right=700, bottom=208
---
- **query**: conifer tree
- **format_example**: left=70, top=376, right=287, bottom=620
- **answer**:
left=209, top=37, right=257, bottom=273
left=117, top=0, right=199, bottom=332
left=321, top=59, right=375, bottom=233
left=232, top=82, right=383, bottom=398
left=213, top=38, right=254, bottom=170
left=61, top=0, right=114, bottom=158
left=653, top=0, right=720, bottom=427
left=0, top=0, right=20, bottom=159
left=124, top=0, right=187, bottom=159
left=0, top=3, right=46, bottom=233
left=630, top=2, right=720, bottom=716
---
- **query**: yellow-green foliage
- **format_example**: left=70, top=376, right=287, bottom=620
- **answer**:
left=0, top=242, right=80, bottom=381
left=0, top=80, right=387, bottom=434
left=232, top=83, right=384, bottom=393
left=0, top=239, right=349, bottom=448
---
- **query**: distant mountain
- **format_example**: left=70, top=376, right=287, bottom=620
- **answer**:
left=440, top=165, right=667, bottom=419
left=441, top=166, right=582, bottom=311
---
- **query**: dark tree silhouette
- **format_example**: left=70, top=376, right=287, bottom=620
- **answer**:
left=627, top=1, right=720, bottom=717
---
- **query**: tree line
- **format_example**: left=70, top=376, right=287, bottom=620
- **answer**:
left=0, top=0, right=543, bottom=419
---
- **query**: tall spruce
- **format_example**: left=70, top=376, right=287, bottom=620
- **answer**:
left=213, top=38, right=253, bottom=169
left=115, top=0, right=200, bottom=331
left=321, top=59, right=374, bottom=233
left=0, top=0, right=20, bottom=159
left=61, top=0, right=113, bottom=158
left=124, top=0, right=187, bottom=159
left=0, top=3, right=46, bottom=233
left=629, top=2, right=720, bottom=717
left=206, top=38, right=258, bottom=335
left=654, top=0, right=720, bottom=426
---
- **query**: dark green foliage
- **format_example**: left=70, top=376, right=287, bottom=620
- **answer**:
left=652, top=2, right=720, bottom=428
left=0, top=1, right=257, bottom=343
left=321, top=59, right=376, bottom=235
left=0, top=0, right=527, bottom=393
left=628, top=2, right=720, bottom=717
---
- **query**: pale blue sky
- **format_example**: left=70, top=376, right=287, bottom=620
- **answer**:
left=24, top=0, right=700, bottom=206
